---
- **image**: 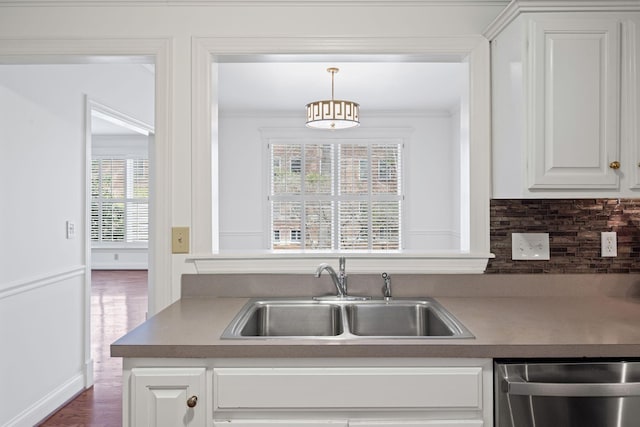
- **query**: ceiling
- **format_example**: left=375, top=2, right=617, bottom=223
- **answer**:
left=217, top=61, right=467, bottom=113
left=91, top=61, right=467, bottom=135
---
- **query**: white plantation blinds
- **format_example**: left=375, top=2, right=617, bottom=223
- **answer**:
left=270, top=141, right=402, bottom=250
left=91, top=158, right=149, bottom=245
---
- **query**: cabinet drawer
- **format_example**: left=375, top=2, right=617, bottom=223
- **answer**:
left=350, top=421, right=483, bottom=427
left=214, top=421, right=481, bottom=427
left=213, top=421, right=347, bottom=426
left=214, top=367, right=482, bottom=410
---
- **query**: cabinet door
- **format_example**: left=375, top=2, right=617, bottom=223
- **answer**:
left=629, top=17, right=640, bottom=189
left=528, top=16, right=621, bottom=189
left=131, top=367, right=206, bottom=427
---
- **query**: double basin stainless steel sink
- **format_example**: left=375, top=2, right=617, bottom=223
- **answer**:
left=221, top=298, right=474, bottom=339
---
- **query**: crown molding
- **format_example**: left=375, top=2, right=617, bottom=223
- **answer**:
left=485, top=0, right=640, bottom=40
left=0, top=0, right=508, bottom=6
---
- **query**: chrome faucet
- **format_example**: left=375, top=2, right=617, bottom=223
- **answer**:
left=382, top=272, right=392, bottom=300
left=315, top=257, right=348, bottom=297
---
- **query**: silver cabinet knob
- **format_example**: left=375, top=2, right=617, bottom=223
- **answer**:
left=187, top=395, right=198, bottom=408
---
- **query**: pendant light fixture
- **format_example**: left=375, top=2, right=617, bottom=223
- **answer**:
left=306, top=67, right=360, bottom=130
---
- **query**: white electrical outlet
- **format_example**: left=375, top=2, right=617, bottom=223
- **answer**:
left=512, top=233, right=550, bottom=260
left=601, top=231, right=617, bottom=257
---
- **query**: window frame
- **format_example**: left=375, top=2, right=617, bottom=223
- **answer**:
left=91, top=156, right=150, bottom=249
left=266, top=131, right=406, bottom=252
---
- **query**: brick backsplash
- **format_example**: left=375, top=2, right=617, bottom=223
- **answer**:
left=486, top=199, right=640, bottom=273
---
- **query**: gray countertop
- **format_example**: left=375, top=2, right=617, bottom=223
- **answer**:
left=111, top=294, right=640, bottom=359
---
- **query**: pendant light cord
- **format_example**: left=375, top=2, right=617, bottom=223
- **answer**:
left=327, top=67, right=339, bottom=101
left=331, top=69, right=335, bottom=101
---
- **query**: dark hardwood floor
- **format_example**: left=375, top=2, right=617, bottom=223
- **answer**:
left=38, top=270, right=148, bottom=427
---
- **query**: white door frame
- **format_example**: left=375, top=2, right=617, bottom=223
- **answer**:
left=0, top=37, right=173, bottom=387
left=85, top=97, right=155, bottom=386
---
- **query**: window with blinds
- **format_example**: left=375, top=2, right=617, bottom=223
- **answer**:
left=270, top=141, right=402, bottom=251
left=91, top=158, right=149, bottom=245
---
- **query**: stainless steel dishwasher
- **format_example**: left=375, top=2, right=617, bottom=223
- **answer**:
left=495, top=361, right=640, bottom=427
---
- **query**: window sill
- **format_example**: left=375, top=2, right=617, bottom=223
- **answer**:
left=92, top=244, right=149, bottom=250
left=187, top=251, right=494, bottom=274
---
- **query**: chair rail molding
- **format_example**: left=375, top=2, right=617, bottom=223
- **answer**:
left=0, top=265, right=85, bottom=300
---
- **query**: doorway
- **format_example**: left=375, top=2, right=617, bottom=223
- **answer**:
left=88, top=99, right=154, bottom=272
left=0, top=37, right=170, bottom=425
left=86, top=98, right=154, bottom=396
left=0, top=61, right=154, bottom=412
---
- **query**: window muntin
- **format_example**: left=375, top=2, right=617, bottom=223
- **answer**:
left=269, top=141, right=402, bottom=251
left=91, top=158, right=149, bottom=245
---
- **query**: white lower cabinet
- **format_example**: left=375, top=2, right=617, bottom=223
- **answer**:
left=130, top=367, right=206, bottom=427
left=123, top=359, right=491, bottom=427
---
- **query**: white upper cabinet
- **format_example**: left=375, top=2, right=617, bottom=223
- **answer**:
left=528, top=16, right=620, bottom=190
left=488, top=4, right=640, bottom=198
left=629, top=16, right=640, bottom=189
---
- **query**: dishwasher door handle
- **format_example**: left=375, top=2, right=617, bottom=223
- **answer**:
left=504, top=376, right=640, bottom=397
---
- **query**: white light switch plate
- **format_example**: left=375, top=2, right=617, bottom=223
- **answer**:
left=66, top=220, right=76, bottom=239
left=512, top=233, right=550, bottom=260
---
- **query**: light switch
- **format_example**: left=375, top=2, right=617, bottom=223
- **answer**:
left=172, top=227, right=190, bottom=254
left=511, top=233, right=550, bottom=260
left=66, top=220, right=76, bottom=239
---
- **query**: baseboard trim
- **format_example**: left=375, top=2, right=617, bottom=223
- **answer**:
left=91, top=263, right=148, bottom=270
left=7, top=372, right=85, bottom=427
left=85, top=358, right=95, bottom=388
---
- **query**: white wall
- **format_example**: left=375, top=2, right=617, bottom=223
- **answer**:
left=399, top=112, right=461, bottom=250
left=219, top=111, right=461, bottom=251
left=0, top=3, right=503, bottom=425
left=0, top=63, right=153, bottom=427
left=0, top=1, right=503, bottom=304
